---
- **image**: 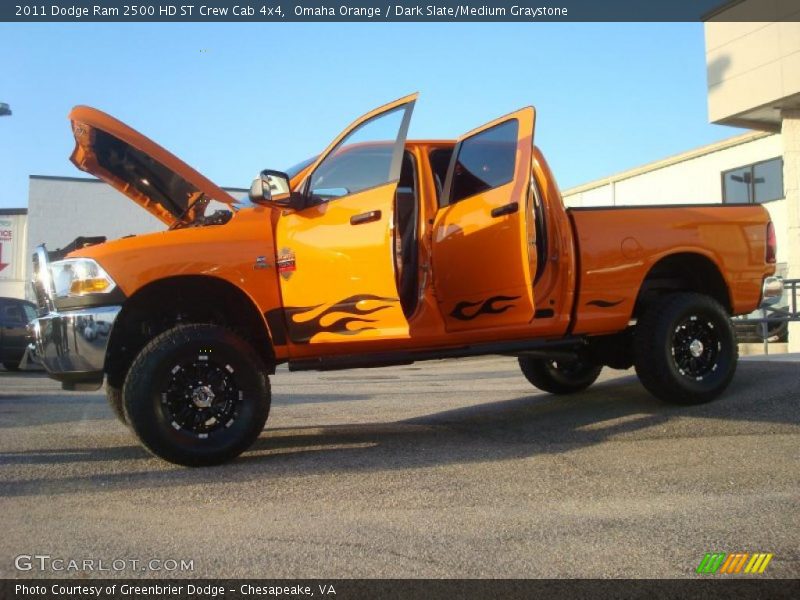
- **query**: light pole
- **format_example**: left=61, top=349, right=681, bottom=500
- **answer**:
left=0, top=103, right=11, bottom=117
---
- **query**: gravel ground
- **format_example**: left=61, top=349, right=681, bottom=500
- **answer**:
left=0, top=356, right=798, bottom=578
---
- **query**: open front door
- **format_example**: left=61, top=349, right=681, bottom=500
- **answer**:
left=275, top=94, right=417, bottom=350
left=432, top=107, right=536, bottom=332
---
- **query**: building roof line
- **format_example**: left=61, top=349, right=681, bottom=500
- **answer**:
left=702, top=0, right=746, bottom=21
left=29, top=174, right=248, bottom=192
left=562, top=130, right=774, bottom=196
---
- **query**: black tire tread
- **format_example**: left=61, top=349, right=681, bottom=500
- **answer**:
left=123, top=323, right=270, bottom=466
left=518, top=356, right=602, bottom=395
left=634, top=292, right=737, bottom=405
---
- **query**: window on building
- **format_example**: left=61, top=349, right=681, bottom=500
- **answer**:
left=722, top=157, right=784, bottom=204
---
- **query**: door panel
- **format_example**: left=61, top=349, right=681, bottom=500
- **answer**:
left=275, top=95, right=417, bottom=350
left=432, top=107, right=536, bottom=333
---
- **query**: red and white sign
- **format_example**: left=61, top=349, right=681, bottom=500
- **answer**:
left=0, top=244, right=9, bottom=273
left=0, top=221, right=14, bottom=275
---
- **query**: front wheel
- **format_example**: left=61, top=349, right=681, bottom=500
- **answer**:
left=123, top=324, right=271, bottom=466
left=634, top=293, right=737, bottom=405
left=518, top=356, right=602, bottom=395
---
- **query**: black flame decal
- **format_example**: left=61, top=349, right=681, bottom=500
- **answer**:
left=586, top=299, right=624, bottom=308
left=285, top=294, right=399, bottom=343
left=449, top=295, right=520, bottom=321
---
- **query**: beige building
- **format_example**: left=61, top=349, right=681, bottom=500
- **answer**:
left=706, top=1, right=800, bottom=350
left=705, top=1, right=800, bottom=130
left=708, top=2, right=800, bottom=350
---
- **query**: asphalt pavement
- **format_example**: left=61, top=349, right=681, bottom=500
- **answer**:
left=0, top=356, right=798, bottom=578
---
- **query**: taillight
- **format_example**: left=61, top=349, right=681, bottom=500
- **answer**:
left=766, top=221, right=777, bottom=264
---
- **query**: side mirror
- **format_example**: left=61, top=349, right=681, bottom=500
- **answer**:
left=249, top=170, right=305, bottom=210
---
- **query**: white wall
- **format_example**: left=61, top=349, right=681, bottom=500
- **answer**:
left=564, top=134, right=783, bottom=207
left=27, top=177, right=165, bottom=253
left=613, top=135, right=782, bottom=205
left=563, top=133, right=789, bottom=265
left=25, top=176, right=248, bottom=301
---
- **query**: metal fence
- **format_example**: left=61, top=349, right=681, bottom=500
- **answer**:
left=733, top=279, right=800, bottom=354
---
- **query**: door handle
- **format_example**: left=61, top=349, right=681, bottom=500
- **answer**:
left=350, top=210, right=381, bottom=225
left=491, top=202, right=518, bottom=218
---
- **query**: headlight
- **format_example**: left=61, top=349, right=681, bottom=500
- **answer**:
left=49, top=258, right=117, bottom=298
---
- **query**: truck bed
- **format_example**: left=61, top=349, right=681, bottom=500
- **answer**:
left=566, top=204, right=773, bottom=335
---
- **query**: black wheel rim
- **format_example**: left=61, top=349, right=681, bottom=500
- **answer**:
left=161, top=356, right=242, bottom=439
left=547, top=359, right=586, bottom=376
left=671, top=315, right=721, bottom=380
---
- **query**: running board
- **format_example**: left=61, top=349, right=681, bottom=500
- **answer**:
left=287, top=336, right=586, bottom=372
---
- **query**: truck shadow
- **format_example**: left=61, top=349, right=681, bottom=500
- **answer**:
left=0, top=361, right=797, bottom=497
left=0, top=390, right=377, bottom=429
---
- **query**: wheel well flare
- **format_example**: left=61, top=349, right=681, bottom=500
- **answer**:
left=105, top=276, right=273, bottom=388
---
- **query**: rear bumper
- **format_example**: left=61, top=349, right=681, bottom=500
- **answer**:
left=761, top=276, right=783, bottom=306
left=30, top=305, right=121, bottom=390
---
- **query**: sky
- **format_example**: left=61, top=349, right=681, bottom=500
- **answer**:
left=0, top=22, right=746, bottom=209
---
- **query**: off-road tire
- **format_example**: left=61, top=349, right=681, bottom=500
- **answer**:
left=123, top=324, right=271, bottom=466
left=518, top=356, right=603, bottom=394
left=634, top=292, right=737, bottom=405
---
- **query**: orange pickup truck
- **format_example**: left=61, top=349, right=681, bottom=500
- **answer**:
left=31, top=94, right=780, bottom=466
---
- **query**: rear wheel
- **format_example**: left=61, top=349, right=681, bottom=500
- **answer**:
left=123, top=324, right=271, bottom=466
left=3, top=361, right=21, bottom=371
left=518, top=356, right=602, bottom=394
left=634, top=292, right=737, bottom=405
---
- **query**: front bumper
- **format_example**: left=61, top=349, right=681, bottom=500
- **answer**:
left=30, top=243, right=124, bottom=390
left=30, top=305, right=122, bottom=390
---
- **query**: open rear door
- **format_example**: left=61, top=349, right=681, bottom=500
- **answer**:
left=432, top=107, right=537, bottom=332
left=275, top=94, right=417, bottom=348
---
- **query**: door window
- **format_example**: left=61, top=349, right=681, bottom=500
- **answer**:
left=307, top=106, right=410, bottom=204
left=445, top=119, right=519, bottom=206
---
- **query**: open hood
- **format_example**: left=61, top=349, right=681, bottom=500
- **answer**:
left=68, top=106, right=238, bottom=227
